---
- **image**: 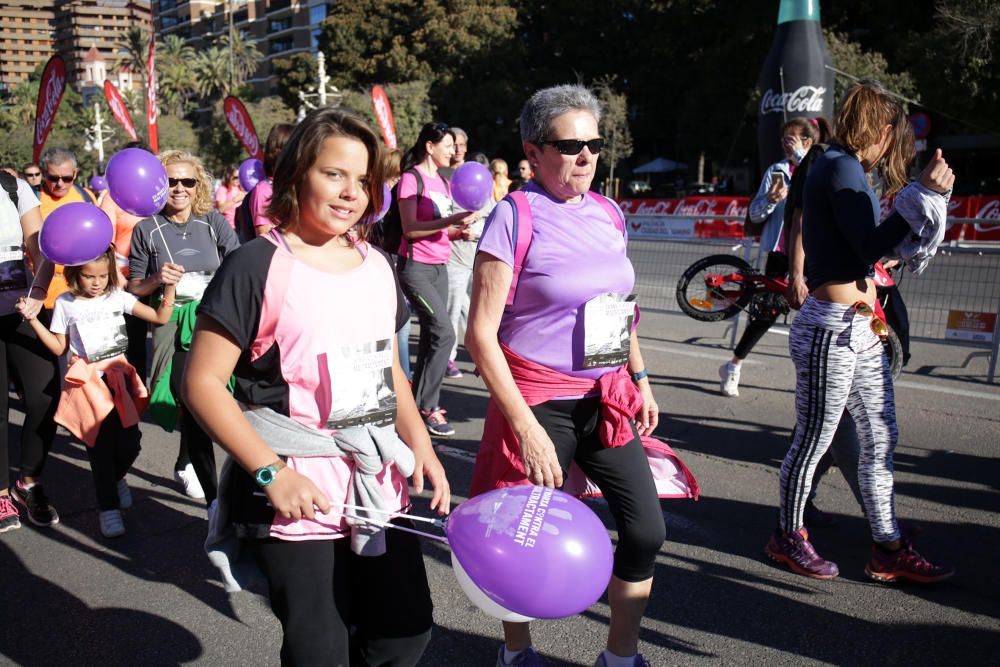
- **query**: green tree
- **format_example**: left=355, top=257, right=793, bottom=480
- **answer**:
left=272, top=53, right=317, bottom=113
left=593, top=76, right=633, bottom=189
left=219, top=29, right=263, bottom=92
left=339, top=81, right=433, bottom=152
left=157, top=35, right=197, bottom=117
left=193, top=31, right=262, bottom=101
left=824, top=30, right=919, bottom=106
left=113, top=25, right=149, bottom=86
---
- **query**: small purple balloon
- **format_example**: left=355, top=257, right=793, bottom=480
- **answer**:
left=446, top=486, right=614, bottom=619
left=106, top=148, right=168, bottom=217
left=370, top=183, right=392, bottom=223
left=39, top=202, right=114, bottom=266
left=89, top=175, right=107, bottom=192
left=239, top=158, right=265, bottom=192
left=450, top=162, right=492, bottom=212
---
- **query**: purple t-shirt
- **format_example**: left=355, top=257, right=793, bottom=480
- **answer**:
left=397, top=166, right=454, bottom=264
left=477, top=182, right=635, bottom=380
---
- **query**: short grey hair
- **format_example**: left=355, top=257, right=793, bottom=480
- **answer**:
left=39, top=147, right=77, bottom=171
left=519, top=84, right=602, bottom=145
left=451, top=127, right=468, bottom=141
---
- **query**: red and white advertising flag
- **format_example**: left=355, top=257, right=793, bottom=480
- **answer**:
left=371, top=85, right=397, bottom=149
left=223, top=96, right=263, bottom=160
left=147, top=35, right=158, bottom=153
left=103, top=80, right=138, bottom=141
left=33, top=55, right=67, bottom=163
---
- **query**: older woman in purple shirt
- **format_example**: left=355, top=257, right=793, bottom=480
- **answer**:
left=467, top=85, right=662, bottom=667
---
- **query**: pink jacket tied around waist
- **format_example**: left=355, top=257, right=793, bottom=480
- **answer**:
left=469, top=344, right=699, bottom=501
left=55, top=354, right=149, bottom=447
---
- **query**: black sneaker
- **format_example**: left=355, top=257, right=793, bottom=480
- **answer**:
left=0, top=495, right=21, bottom=533
left=422, top=407, right=455, bottom=438
left=12, top=480, right=60, bottom=527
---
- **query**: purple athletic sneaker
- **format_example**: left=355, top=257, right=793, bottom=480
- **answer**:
left=865, top=540, right=954, bottom=584
left=496, top=645, right=544, bottom=667
left=765, top=527, right=839, bottom=579
left=445, top=360, right=463, bottom=379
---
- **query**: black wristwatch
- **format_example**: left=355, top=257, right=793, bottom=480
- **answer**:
left=254, top=460, right=286, bottom=487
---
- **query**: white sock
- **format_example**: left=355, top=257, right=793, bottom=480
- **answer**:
left=502, top=646, right=529, bottom=664
left=600, top=649, right=638, bottom=667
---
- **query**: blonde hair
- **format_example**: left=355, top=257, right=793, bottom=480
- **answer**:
left=64, top=246, right=119, bottom=297
left=834, top=82, right=914, bottom=195
left=158, top=150, right=214, bottom=216
left=490, top=158, right=508, bottom=178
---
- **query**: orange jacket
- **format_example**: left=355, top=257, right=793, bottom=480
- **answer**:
left=54, top=355, right=148, bottom=447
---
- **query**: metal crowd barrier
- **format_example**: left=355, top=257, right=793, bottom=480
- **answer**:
left=626, top=214, right=1000, bottom=383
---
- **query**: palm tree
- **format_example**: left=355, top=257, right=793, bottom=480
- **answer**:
left=194, top=47, right=231, bottom=99
left=157, top=34, right=197, bottom=116
left=113, top=25, right=150, bottom=87
left=217, top=28, right=263, bottom=92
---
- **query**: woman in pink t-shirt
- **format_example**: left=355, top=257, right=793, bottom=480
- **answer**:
left=397, top=122, right=480, bottom=437
left=183, top=108, right=449, bottom=666
left=214, top=165, right=246, bottom=230
left=467, top=85, right=662, bottom=667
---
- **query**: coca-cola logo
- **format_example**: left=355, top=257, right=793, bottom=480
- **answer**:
left=975, top=200, right=1000, bottom=231
left=760, top=86, right=826, bottom=115
left=618, top=199, right=677, bottom=215
left=226, top=105, right=260, bottom=157
left=35, top=71, right=65, bottom=145
left=372, top=95, right=396, bottom=148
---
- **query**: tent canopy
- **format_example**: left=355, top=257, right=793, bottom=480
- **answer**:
left=633, top=157, right=687, bottom=174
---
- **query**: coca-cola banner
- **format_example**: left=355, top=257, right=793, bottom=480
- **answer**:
left=33, top=55, right=67, bottom=163
left=147, top=35, right=158, bottom=153
left=618, top=197, right=748, bottom=240
left=756, top=3, right=835, bottom=170
left=103, top=80, right=138, bottom=141
left=223, top=95, right=263, bottom=160
left=968, top=196, right=1000, bottom=241
left=678, top=197, right=749, bottom=239
left=371, top=85, right=397, bottom=149
left=945, top=196, right=969, bottom=241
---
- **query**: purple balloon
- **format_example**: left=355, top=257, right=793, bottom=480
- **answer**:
left=370, top=183, right=392, bottom=223
left=450, top=162, right=492, bottom=211
left=446, top=486, right=614, bottom=619
left=106, top=148, right=168, bottom=217
left=89, top=175, right=107, bottom=192
left=39, top=202, right=114, bottom=266
left=239, top=158, right=265, bottom=192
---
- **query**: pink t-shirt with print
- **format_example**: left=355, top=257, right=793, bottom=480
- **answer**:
left=397, top=166, right=453, bottom=264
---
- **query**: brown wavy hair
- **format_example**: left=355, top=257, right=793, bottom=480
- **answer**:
left=263, top=123, right=295, bottom=178
left=158, top=150, right=214, bottom=216
left=64, top=245, right=119, bottom=296
left=266, top=108, right=384, bottom=242
left=834, top=81, right=914, bottom=195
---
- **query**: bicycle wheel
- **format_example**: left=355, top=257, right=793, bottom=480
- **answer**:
left=884, top=324, right=904, bottom=381
left=676, top=254, right=756, bottom=322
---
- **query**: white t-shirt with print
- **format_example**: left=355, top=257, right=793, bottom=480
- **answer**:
left=0, top=178, right=41, bottom=315
left=50, top=289, right=138, bottom=362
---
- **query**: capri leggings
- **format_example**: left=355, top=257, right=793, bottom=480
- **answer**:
left=250, top=520, right=433, bottom=667
left=780, top=297, right=900, bottom=543
left=0, top=312, right=59, bottom=491
left=531, top=396, right=665, bottom=582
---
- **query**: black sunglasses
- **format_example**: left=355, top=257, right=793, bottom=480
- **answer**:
left=46, top=174, right=75, bottom=184
left=168, top=177, right=199, bottom=188
left=539, top=138, right=605, bottom=155
left=24, top=171, right=41, bottom=178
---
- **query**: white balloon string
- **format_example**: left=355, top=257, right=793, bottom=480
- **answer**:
left=326, top=501, right=445, bottom=528
left=339, top=511, right=450, bottom=544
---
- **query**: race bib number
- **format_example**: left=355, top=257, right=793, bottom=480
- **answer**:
left=175, top=270, right=214, bottom=303
left=0, top=246, right=27, bottom=292
left=75, top=312, right=129, bottom=362
left=322, top=338, right=397, bottom=429
left=583, top=293, right=636, bottom=368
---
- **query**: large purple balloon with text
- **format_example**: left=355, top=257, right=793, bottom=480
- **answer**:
left=106, top=148, right=168, bottom=217
left=450, top=162, right=492, bottom=212
left=446, top=486, right=614, bottom=619
left=39, top=202, right=114, bottom=266
left=238, top=158, right=265, bottom=192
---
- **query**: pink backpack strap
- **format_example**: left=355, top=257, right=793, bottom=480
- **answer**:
left=506, top=191, right=533, bottom=308
left=586, top=191, right=626, bottom=235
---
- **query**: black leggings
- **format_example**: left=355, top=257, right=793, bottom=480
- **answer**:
left=87, top=400, right=141, bottom=511
left=250, top=522, right=433, bottom=667
left=531, top=397, right=665, bottom=582
left=734, top=251, right=788, bottom=360
left=0, top=312, right=59, bottom=490
left=170, top=346, right=216, bottom=504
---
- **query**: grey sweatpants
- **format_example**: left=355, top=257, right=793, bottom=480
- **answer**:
left=397, top=258, right=455, bottom=413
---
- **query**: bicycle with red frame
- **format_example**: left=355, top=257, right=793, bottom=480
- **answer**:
left=676, top=253, right=905, bottom=379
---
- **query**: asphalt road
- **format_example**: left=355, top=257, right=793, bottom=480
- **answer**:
left=2, top=311, right=998, bottom=666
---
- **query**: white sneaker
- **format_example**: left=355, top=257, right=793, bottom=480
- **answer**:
left=117, top=478, right=132, bottom=509
left=99, top=509, right=126, bottom=538
left=719, top=361, right=741, bottom=397
left=175, top=464, right=205, bottom=500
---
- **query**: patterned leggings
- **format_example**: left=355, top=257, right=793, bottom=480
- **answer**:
left=780, top=297, right=901, bottom=543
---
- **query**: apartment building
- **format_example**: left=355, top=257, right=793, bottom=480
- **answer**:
left=154, top=0, right=331, bottom=94
left=0, top=0, right=151, bottom=94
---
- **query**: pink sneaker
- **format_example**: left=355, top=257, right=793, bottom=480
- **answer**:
left=0, top=495, right=20, bottom=533
left=765, top=527, right=839, bottom=579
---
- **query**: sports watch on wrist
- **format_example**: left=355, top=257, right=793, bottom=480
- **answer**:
left=254, top=460, right=286, bottom=487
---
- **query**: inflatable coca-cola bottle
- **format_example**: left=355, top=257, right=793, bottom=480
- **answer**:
left=756, top=0, right=835, bottom=170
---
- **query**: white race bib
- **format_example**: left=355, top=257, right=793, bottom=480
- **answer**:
left=582, top=293, right=636, bottom=369
left=322, top=338, right=397, bottom=429
left=0, top=246, right=27, bottom=292
left=175, top=270, right=214, bottom=304
left=75, top=312, right=128, bottom=362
